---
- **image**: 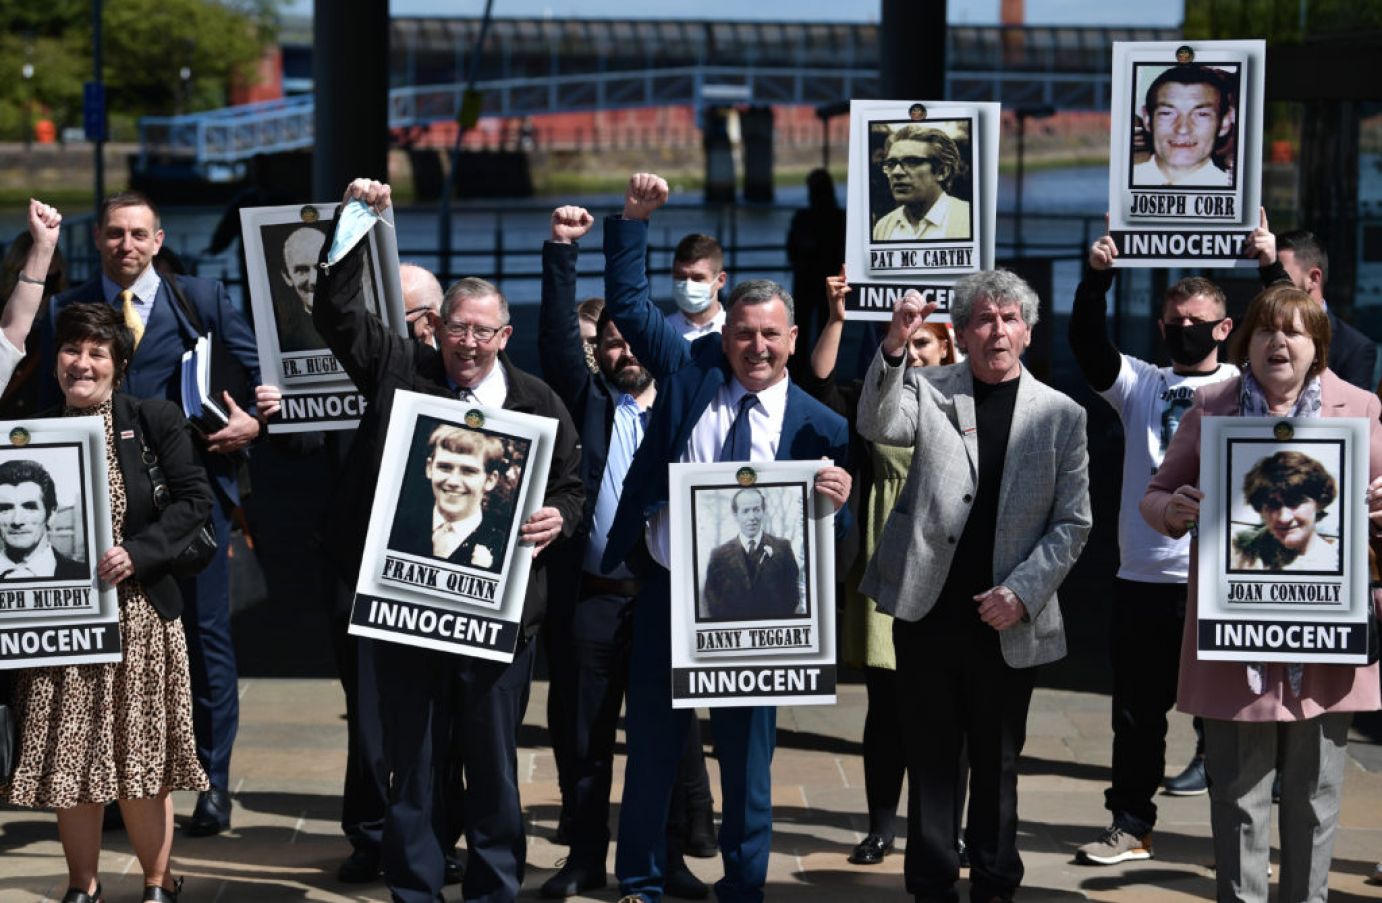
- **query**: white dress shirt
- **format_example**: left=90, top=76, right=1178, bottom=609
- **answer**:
left=102, top=266, right=162, bottom=326
left=432, top=508, right=484, bottom=560
left=645, top=375, right=789, bottom=569
left=665, top=307, right=726, bottom=342
left=454, top=360, right=510, bottom=407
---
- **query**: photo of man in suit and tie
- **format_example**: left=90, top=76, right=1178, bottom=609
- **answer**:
left=387, top=421, right=518, bottom=574
left=698, top=486, right=805, bottom=621
left=0, top=456, right=88, bottom=581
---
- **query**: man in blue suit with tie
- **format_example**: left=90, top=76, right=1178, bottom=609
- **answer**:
left=601, top=173, right=852, bottom=903
left=41, top=191, right=264, bottom=836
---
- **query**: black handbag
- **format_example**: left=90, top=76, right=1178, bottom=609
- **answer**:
left=137, top=406, right=218, bottom=578
left=0, top=671, right=16, bottom=783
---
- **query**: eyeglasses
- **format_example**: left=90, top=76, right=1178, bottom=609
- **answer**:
left=442, top=321, right=502, bottom=342
left=880, top=156, right=937, bottom=173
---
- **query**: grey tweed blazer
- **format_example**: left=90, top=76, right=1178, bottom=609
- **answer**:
left=856, top=352, right=1092, bottom=668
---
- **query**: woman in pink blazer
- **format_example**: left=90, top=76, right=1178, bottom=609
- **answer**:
left=1143, top=284, right=1382, bottom=902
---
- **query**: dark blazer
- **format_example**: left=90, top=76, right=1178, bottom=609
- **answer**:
left=598, top=216, right=850, bottom=575
left=312, top=213, right=584, bottom=636
left=388, top=506, right=510, bottom=574
left=109, top=393, right=216, bottom=619
left=537, top=240, right=619, bottom=547
left=1327, top=310, right=1377, bottom=391
left=0, top=549, right=88, bottom=581
left=41, top=273, right=262, bottom=507
left=702, top=533, right=800, bottom=620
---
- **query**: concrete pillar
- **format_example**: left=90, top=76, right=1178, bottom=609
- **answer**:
left=880, top=0, right=946, bottom=98
left=312, top=0, right=389, bottom=199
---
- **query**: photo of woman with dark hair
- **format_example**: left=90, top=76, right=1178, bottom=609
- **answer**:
left=1232, top=450, right=1339, bottom=572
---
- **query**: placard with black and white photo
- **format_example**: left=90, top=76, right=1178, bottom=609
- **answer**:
left=240, top=203, right=406, bottom=431
left=1196, top=416, right=1371, bottom=664
left=348, top=390, right=556, bottom=662
left=844, top=100, right=999, bottom=322
left=668, top=462, right=836, bottom=708
left=1108, top=40, right=1265, bottom=267
left=0, top=417, right=120, bottom=668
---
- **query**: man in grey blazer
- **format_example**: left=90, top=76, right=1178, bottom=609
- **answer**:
left=857, top=271, right=1091, bottom=903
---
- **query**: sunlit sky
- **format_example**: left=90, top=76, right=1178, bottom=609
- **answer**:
left=282, top=0, right=1183, bottom=26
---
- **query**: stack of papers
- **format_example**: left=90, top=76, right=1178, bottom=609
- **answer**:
left=181, top=334, right=230, bottom=435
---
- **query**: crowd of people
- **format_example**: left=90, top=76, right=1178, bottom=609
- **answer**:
left=0, top=171, right=1378, bottom=903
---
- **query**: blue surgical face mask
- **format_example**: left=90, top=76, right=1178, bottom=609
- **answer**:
left=672, top=279, right=715, bottom=314
left=326, top=199, right=391, bottom=267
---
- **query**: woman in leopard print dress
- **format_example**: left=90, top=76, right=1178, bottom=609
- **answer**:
left=4, top=303, right=214, bottom=903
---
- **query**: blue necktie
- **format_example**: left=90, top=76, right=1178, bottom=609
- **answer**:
left=719, top=393, right=758, bottom=462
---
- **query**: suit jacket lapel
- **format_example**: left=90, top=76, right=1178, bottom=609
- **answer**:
left=777, top=383, right=807, bottom=461
left=951, top=366, right=979, bottom=476
left=997, top=369, right=1037, bottom=515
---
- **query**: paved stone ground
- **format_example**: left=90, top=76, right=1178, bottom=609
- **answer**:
left=2, top=678, right=1380, bottom=902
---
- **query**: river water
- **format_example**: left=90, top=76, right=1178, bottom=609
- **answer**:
left=2, top=164, right=1109, bottom=318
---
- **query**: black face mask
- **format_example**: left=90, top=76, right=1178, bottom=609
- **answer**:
left=1162, top=320, right=1224, bottom=367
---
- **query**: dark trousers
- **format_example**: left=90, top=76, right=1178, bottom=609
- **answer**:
left=893, top=618, right=1036, bottom=903
left=366, top=635, right=536, bottom=903
left=616, top=572, right=775, bottom=903
left=325, top=569, right=388, bottom=856
left=862, top=666, right=908, bottom=836
left=177, top=496, right=239, bottom=791
left=1105, top=578, right=1187, bottom=837
left=545, top=580, right=715, bottom=867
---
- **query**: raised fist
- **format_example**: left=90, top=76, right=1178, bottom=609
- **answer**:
left=551, top=205, right=595, bottom=243
left=623, top=172, right=669, bottom=221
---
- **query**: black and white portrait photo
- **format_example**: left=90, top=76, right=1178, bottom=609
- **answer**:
left=1129, top=61, right=1241, bottom=190
left=693, top=484, right=809, bottom=622
left=386, top=415, right=530, bottom=575
left=0, top=446, right=89, bottom=583
left=1228, top=444, right=1344, bottom=576
left=868, top=118, right=974, bottom=243
left=258, top=219, right=380, bottom=355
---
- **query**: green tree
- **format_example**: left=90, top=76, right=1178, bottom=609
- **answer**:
left=0, top=0, right=281, bottom=140
left=103, top=0, right=281, bottom=115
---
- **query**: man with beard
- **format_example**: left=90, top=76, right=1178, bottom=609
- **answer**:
left=872, top=126, right=972, bottom=242
left=1068, top=227, right=1237, bottom=865
left=536, top=206, right=708, bottom=899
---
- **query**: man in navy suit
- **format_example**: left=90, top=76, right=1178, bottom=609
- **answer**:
left=41, top=191, right=264, bottom=836
left=601, top=173, right=852, bottom=903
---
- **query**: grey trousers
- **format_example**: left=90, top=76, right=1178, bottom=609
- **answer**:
left=1202, top=713, right=1352, bottom=903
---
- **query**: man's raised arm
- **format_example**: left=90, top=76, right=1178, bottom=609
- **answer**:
left=312, top=178, right=412, bottom=398
left=602, top=172, right=692, bottom=381
left=538, top=205, right=597, bottom=414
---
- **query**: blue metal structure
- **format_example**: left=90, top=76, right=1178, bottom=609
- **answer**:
left=139, top=20, right=1178, bottom=173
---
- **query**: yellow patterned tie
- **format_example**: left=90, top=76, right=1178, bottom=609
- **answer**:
left=120, top=290, right=145, bottom=348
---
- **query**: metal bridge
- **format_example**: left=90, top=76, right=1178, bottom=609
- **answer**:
left=138, top=20, right=1177, bottom=173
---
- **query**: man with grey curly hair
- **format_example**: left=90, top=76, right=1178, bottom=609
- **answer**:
left=873, top=125, right=973, bottom=242
left=856, top=270, right=1091, bottom=903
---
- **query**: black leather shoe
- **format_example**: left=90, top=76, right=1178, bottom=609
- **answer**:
left=1163, top=755, right=1208, bottom=796
left=186, top=787, right=232, bottom=837
left=443, top=849, right=465, bottom=885
left=336, top=847, right=381, bottom=883
left=664, top=861, right=709, bottom=900
left=540, top=859, right=607, bottom=898
left=683, top=807, right=717, bottom=858
left=848, top=833, right=895, bottom=865
left=142, top=876, right=183, bottom=902
left=60, top=882, right=103, bottom=903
